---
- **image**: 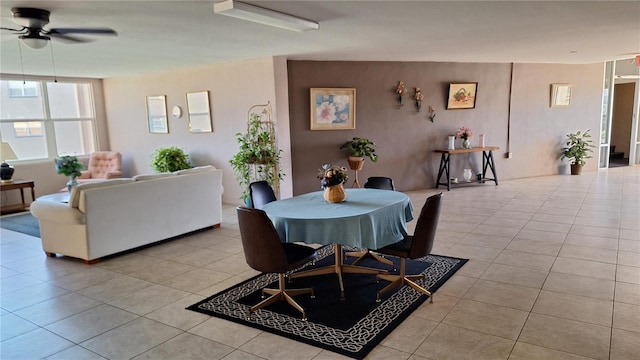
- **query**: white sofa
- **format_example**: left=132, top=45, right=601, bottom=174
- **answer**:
left=30, top=166, right=223, bottom=263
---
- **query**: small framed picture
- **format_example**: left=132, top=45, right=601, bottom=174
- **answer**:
left=310, top=88, right=356, bottom=130
left=447, top=82, right=478, bottom=110
left=550, top=84, right=572, bottom=107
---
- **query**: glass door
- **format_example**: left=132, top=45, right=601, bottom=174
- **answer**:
left=599, top=61, right=615, bottom=168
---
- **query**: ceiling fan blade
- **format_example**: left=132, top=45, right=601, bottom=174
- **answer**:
left=0, top=26, right=27, bottom=34
left=47, top=28, right=117, bottom=36
left=48, top=32, right=89, bottom=43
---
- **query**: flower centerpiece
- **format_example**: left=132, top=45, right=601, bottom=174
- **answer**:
left=318, top=164, right=348, bottom=203
left=55, top=155, right=84, bottom=191
left=456, top=126, right=473, bottom=149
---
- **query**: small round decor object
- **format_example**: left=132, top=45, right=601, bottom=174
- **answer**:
left=172, top=105, right=182, bottom=118
left=324, top=184, right=346, bottom=203
left=462, top=139, right=471, bottom=149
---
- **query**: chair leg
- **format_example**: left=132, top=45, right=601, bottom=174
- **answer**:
left=248, top=273, right=314, bottom=320
left=376, top=258, right=432, bottom=303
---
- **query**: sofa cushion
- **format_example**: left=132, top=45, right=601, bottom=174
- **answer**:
left=174, top=165, right=215, bottom=175
left=133, top=173, right=177, bottom=181
left=69, top=179, right=135, bottom=209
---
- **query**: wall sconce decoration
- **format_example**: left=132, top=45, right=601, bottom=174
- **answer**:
left=414, top=88, right=424, bottom=112
left=395, top=81, right=407, bottom=108
left=428, top=105, right=436, bottom=122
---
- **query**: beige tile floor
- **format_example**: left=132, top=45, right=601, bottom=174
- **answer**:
left=1, top=167, right=639, bottom=359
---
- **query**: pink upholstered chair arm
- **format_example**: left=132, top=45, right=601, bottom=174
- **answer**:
left=78, top=170, right=92, bottom=179
left=104, top=171, right=123, bottom=179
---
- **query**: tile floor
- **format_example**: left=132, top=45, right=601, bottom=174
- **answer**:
left=1, top=167, right=639, bottom=360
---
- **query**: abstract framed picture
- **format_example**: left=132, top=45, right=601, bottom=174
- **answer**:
left=550, top=83, right=572, bottom=107
left=310, top=88, right=356, bottom=130
left=447, top=82, right=478, bottom=110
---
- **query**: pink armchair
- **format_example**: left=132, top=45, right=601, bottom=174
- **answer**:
left=78, top=151, right=122, bottom=180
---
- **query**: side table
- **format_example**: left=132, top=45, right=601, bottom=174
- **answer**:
left=0, top=179, right=36, bottom=214
left=434, top=147, right=499, bottom=191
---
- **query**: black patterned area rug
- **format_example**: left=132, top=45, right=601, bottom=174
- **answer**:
left=187, top=246, right=467, bottom=359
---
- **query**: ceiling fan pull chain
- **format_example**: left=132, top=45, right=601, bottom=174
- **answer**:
left=49, top=41, right=57, bottom=83
left=17, top=41, right=26, bottom=84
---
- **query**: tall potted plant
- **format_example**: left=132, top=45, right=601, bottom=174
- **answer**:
left=230, top=114, right=283, bottom=203
left=561, top=129, right=595, bottom=175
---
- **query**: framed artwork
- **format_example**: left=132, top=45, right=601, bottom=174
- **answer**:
left=186, top=91, right=213, bottom=133
left=310, top=88, right=356, bottom=130
left=550, top=83, right=572, bottom=107
left=146, top=95, right=168, bottom=133
left=447, top=82, right=478, bottom=110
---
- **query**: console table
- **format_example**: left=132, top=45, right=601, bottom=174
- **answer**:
left=1, top=179, right=36, bottom=214
left=434, top=147, right=499, bottom=191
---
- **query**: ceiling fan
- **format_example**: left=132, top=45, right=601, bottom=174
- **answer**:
left=1, top=7, right=117, bottom=49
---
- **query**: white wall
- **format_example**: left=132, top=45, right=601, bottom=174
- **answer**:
left=103, top=57, right=287, bottom=204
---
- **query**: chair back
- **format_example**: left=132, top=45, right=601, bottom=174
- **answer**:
left=409, top=193, right=442, bottom=259
left=236, top=206, right=289, bottom=273
left=87, top=151, right=122, bottom=179
left=249, top=181, right=277, bottom=209
left=364, top=176, right=395, bottom=191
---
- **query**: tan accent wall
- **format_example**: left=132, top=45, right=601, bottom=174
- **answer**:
left=287, top=61, right=603, bottom=194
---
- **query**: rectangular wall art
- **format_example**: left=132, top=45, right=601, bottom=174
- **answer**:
left=310, top=88, right=356, bottom=130
left=550, top=83, right=572, bottom=107
left=447, top=82, right=478, bottom=110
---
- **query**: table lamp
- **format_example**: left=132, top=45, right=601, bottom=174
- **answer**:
left=0, top=142, right=18, bottom=183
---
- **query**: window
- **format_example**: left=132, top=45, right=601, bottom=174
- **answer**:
left=7, top=81, right=38, bottom=97
left=13, top=121, right=43, bottom=137
left=0, top=79, right=97, bottom=161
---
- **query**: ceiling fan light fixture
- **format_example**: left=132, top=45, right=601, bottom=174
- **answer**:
left=19, top=35, right=50, bottom=49
left=213, top=0, right=318, bottom=32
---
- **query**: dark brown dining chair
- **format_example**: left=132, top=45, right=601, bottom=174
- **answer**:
left=375, top=192, right=442, bottom=303
left=236, top=206, right=317, bottom=320
left=249, top=180, right=277, bottom=210
left=364, top=176, right=395, bottom=191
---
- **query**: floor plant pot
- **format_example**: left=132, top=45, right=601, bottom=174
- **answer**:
left=570, top=164, right=583, bottom=175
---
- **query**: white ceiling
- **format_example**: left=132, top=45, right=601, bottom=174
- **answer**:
left=1, top=1, right=639, bottom=79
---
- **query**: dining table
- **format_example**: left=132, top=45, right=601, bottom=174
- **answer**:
left=261, top=188, right=414, bottom=299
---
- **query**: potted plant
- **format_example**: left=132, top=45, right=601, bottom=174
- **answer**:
left=230, top=113, right=283, bottom=202
left=340, top=137, right=378, bottom=169
left=561, top=129, right=595, bottom=175
left=150, top=146, right=192, bottom=173
left=55, top=155, right=85, bottom=191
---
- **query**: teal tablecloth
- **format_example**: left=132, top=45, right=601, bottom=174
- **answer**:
left=262, top=188, right=414, bottom=249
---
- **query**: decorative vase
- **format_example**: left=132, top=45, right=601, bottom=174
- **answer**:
left=462, top=138, right=471, bottom=149
left=463, top=169, right=473, bottom=182
left=478, top=134, right=485, bottom=148
left=67, top=175, right=78, bottom=192
left=448, top=136, right=455, bottom=150
left=324, top=184, right=346, bottom=203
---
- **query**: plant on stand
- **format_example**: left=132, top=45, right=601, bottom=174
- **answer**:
left=55, top=155, right=84, bottom=191
left=151, top=146, right=192, bottom=173
left=230, top=113, right=283, bottom=203
left=340, top=137, right=378, bottom=188
left=561, top=129, right=595, bottom=175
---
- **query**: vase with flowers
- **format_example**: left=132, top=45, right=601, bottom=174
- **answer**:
left=456, top=126, right=473, bottom=149
left=318, top=164, right=349, bottom=203
left=55, top=155, right=84, bottom=191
